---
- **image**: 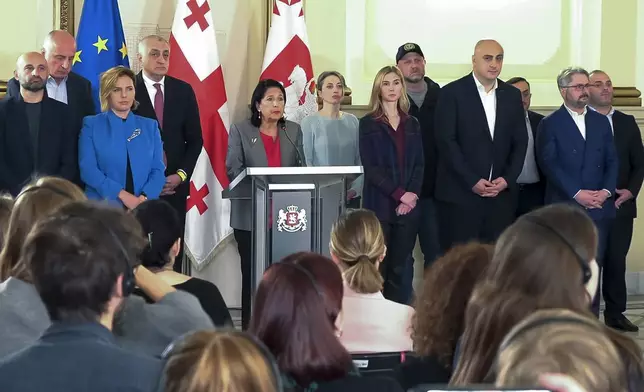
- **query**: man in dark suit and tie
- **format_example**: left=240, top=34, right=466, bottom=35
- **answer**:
left=434, top=40, right=527, bottom=252
left=537, top=66, right=618, bottom=316
left=5, top=31, right=94, bottom=187
left=0, top=52, right=76, bottom=195
left=134, top=35, right=203, bottom=272
left=506, top=77, right=545, bottom=217
left=588, top=70, right=644, bottom=331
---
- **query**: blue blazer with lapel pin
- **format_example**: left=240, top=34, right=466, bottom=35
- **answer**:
left=79, top=110, right=166, bottom=206
left=536, top=105, right=618, bottom=222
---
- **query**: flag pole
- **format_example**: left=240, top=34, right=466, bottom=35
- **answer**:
left=265, top=0, right=272, bottom=42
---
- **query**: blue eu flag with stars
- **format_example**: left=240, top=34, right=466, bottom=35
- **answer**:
left=73, top=0, right=129, bottom=111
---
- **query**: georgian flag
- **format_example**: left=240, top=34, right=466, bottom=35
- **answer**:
left=168, top=0, right=232, bottom=269
left=260, top=0, right=317, bottom=124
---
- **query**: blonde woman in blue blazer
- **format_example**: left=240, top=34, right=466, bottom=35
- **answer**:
left=79, top=66, right=165, bottom=209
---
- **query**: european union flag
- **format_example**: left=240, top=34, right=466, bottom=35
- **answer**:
left=73, top=0, right=129, bottom=111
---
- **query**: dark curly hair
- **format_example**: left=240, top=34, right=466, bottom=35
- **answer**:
left=411, top=242, right=493, bottom=368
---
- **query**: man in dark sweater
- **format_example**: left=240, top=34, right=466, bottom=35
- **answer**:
left=396, top=43, right=442, bottom=269
left=0, top=52, right=76, bottom=195
left=0, top=202, right=164, bottom=392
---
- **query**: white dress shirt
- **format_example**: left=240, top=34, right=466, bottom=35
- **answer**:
left=141, top=72, right=165, bottom=108
left=473, top=73, right=498, bottom=139
left=473, top=74, right=498, bottom=180
left=46, top=76, right=68, bottom=104
left=564, top=105, right=587, bottom=139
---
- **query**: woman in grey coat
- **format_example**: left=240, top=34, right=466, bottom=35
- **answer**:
left=226, top=79, right=305, bottom=329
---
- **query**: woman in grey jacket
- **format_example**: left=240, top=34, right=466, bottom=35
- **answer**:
left=226, top=79, right=305, bottom=330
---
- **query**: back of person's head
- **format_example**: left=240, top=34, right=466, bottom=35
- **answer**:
left=0, top=177, right=86, bottom=282
left=0, top=193, right=14, bottom=250
left=164, top=330, right=281, bottom=392
left=489, top=203, right=597, bottom=309
left=602, top=327, right=644, bottom=392
left=450, top=284, right=540, bottom=385
left=450, top=204, right=597, bottom=385
left=412, top=242, right=493, bottom=368
left=330, top=209, right=385, bottom=294
left=496, top=309, right=628, bottom=392
left=132, top=199, right=182, bottom=269
left=249, top=252, right=352, bottom=388
left=23, top=201, right=146, bottom=323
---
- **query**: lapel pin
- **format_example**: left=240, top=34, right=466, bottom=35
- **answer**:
left=127, top=129, right=141, bottom=142
left=251, top=137, right=257, bottom=144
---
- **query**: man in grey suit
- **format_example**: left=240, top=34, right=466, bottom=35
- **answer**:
left=226, top=79, right=305, bottom=329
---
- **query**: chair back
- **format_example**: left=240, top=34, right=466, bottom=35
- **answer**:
left=351, top=351, right=415, bottom=378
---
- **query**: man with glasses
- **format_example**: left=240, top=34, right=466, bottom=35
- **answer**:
left=536, top=66, right=618, bottom=316
left=507, top=77, right=545, bottom=217
left=588, top=70, right=644, bottom=331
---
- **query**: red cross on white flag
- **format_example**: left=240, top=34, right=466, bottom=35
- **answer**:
left=260, top=0, right=317, bottom=124
left=169, top=0, right=232, bottom=269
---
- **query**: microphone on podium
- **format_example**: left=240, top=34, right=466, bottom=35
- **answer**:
left=281, top=123, right=304, bottom=167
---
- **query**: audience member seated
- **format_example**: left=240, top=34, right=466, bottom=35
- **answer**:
left=450, top=204, right=644, bottom=387
left=495, top=309, right=628, bottom=392
left=396, top=242, right=493, bottom=389
left=0, top=202, right=163, bottom=391
left=0, top=177, right=86, bottom=359
left=0, top=193, right=14, bottom=250
left=250, top=252, right=404, bottom=392
left=163, top=330, right=281, bottom=392
left=0, top=179, right=213, bottom=359
left=132, top=199, right=232, bottom=327
left=329, top=209, right=413, bottom=353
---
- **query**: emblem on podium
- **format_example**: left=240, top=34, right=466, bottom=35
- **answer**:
left=277, top=205, right=307, bottom=232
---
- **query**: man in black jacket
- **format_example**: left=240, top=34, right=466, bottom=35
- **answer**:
left=134, top=35, right=203, bottom=272
left=0, top=52, right=76, bottom=195
left=506, top=77, right=545, bottom=218
left=434, top=40, right=527, bottom=252
left=5, top=30, right=95, bottom=188
left=396, top=43, right=441, bottom=268
left=589, top=70, right=644, bottom=332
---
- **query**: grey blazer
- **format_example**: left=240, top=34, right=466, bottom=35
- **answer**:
left=226, top=119, right=305, bottom=231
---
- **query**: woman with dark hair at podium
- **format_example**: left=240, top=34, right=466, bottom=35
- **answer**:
left=359, top=66, right=424, bottom=306
left=301, top=71, right=362, bottom=208
left=226, top=79, right=305, bottom=330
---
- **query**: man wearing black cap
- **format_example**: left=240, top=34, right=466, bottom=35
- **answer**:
left=396, top=43, right=441, bottom=269
left=434, top=39, right=527, bottom=252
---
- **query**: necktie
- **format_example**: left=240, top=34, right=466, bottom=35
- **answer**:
left=153, top=83, right=164, bottom=129
left=153, top=83, right=167, bottom=167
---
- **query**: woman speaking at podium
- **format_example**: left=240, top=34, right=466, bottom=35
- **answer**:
left=359, top=66, right=424, bottom=306
left=226, top=79, right=305, bottom=330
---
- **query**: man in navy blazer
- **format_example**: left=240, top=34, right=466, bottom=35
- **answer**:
left=0, top=52, right=76, bottom=195
left=537, top=67, right=618, bottom=315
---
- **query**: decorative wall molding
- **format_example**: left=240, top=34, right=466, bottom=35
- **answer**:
left=55, top=0, right=75, bottom=35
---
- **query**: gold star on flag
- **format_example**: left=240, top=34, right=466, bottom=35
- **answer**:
left=119, top=42, right=128, bottom=59
left=93, top=36, right=109, bottom=54
left=72, top=50, right=82, bottom=65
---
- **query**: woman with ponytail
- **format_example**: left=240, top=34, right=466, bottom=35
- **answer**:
left=132, top=199, right=232, bottom=327
left=330, top=208, right=413, bottom=353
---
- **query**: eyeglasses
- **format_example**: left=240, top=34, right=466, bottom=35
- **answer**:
left=561, top=84, right=590, bottom=91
